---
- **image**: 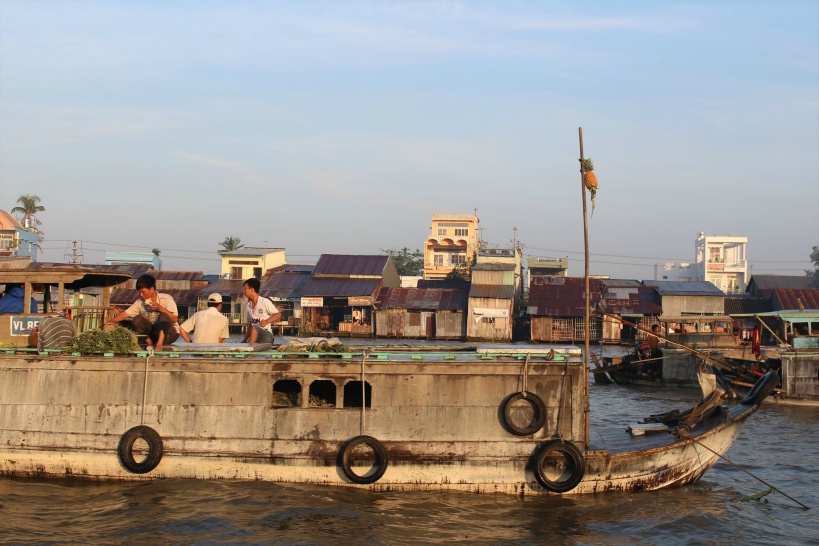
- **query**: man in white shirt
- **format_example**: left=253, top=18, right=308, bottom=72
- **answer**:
left=179, top=293, right=230, bottom=344
left=242, top=277, right=281, bottom=344
left=104, top=274, right=179, bottom=351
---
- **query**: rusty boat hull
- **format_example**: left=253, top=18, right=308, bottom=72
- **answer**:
left=0, top=347, right=761, bottom=495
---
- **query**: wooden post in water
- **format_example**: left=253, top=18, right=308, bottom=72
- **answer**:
left=578, top=127, right=590, bottom=449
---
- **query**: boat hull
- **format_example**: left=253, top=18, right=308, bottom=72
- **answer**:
left=0, top=350, right=755, bottom=494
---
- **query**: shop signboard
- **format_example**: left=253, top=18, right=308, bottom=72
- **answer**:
left=301, top=297, right=324, bottom=307
left=348, top=296, right=372, bottom=306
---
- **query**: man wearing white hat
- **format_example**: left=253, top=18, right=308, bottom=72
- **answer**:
left=179, top=293, right=230, bottom=344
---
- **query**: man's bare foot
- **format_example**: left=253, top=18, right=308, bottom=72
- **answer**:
left=155, top=331, right=165, bottom=352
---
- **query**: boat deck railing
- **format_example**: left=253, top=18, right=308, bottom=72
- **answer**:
left=1, top=346, right=581, bottom=363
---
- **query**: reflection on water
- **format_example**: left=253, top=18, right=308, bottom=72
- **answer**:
left=2, top=368, right=818, bottom=544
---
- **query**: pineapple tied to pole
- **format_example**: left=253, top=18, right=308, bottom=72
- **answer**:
left=582, top=158, right=598, bottom=215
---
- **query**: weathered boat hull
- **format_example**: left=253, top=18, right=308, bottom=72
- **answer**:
left=608, top=349, right=703, bottom=388
left=0, top=349, right=757, bottom=494
left=701, top=351, right=819, bottom=407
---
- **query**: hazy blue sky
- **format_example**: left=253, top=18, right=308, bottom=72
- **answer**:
left=1, top=0, right=817, bottom=278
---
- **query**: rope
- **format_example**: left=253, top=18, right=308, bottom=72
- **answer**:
left=691, top=437, right=810, bottom=510
left=553, top=359, right=570, bottom=440
left=140, top=349, right=153, bottom=425
left=522, top=354, right=530, bottom=394
left=360, top=350, right=368, bottom=436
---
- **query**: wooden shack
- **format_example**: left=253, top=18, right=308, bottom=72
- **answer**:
left=528, top=277, right=604, bottom=343
left=374, top=287, right=467, bottom=339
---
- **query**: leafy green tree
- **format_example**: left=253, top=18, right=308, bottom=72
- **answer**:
left=807, top=246, right=819, bottom=278
left=11, top=194, right=45, bottom=232
left=382, top=247, right=424, bottom=276
left=445, top=260, right=472, bottom=282
left=219, top=236, right=245, bottom=253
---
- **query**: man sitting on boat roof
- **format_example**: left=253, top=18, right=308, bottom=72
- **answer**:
left=242, top=277, right=281, bottom=345
left=104, top=274, right=180, bottom=351
left=179, top=293, right=229, bottom=344
left=0, top=284, right=38, bottom=314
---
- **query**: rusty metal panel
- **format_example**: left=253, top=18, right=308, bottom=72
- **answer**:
left=530, top=317, right=552, bottom=342
left=772, top=289, right=819, bottom=311
left=528, top=278, right=605, bottom=317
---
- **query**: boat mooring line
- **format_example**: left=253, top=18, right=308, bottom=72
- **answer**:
left=360, top=350, right=368, bottom=436
left=141, top=352, right=152, bottom=426
left=554, top=359, right=570, bottom=440
left=522, top=354, right=530, bottom=394
left=691, top=437, right=810, bottom=510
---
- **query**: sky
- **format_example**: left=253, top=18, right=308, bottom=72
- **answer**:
left=1, top=0, right=817, bottom=279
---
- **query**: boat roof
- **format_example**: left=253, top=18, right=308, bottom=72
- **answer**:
left=0, top=265, right=131, bottom=288
left=659, top=315, right=733, bottom=322
left=730, top=310, right=819, bottom=321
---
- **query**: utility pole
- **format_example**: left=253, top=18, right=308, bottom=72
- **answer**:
left=64, top=240, right=83, bottom=264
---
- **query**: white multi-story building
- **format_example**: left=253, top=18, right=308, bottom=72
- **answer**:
left=655, top=232, right=748, bottom=294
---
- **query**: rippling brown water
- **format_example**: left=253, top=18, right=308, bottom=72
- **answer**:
left=2, top=381, right=818, bottom=545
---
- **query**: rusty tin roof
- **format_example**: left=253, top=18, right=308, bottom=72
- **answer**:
left=772, top=288, right=819, bottom=311
left=375, top=287, right=468, bottom=311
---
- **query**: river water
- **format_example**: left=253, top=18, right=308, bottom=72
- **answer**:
left=2, top=345, right=818, bottom=545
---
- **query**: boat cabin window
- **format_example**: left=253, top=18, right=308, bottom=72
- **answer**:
left=792, top=322, right=810, bottom=336
left=343, top=381, right=372, bottom=408
left=272, top=380, right=302, bottom=407
left=309, top=380, right=336, bottom=407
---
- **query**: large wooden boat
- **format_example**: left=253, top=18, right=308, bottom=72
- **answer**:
left=0, top=343, right=774, bottom=495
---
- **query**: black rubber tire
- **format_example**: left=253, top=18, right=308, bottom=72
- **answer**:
left=339, top=435, right=388, bottom=484
left=741, top=370, right=780, bottom=406
left=531, top=440, right=585, bottom=493
left=118, top=425, right=164, bottom=474
left=501, top=392, right=547, bottom=436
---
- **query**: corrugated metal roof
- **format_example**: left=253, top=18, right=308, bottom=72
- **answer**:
left=601, top=278, right=644, bottom=287
left=260, top=266, right=314, bottom=300
left=153, top=270, right=207, bottom=281
left=598, top=285, right=661, bottom=315
left=468, top=284, right=515, bottom=299
left=312, top=254, right=390, bottom=276
left=196, top=279, right=245, bottom=299
left=417, top=279, right=471, bottom=290
left=772, top=288, right=819, bottom=311
left=527, top=278, right=604, bottom=317
left=272, top=264, right=315, bottom=273
left=724, top=296, right=772, bottom=315
left=300, top=277, right=382, bottom=297
left=472, top=263, right=515, bottom=271
left=375, top=287, right=468, bottom=311
left=748, top=275, right=819, bottom=297
left=31, top=262, right=151, bottom=280
left=641, top=280, right=724, bottom=296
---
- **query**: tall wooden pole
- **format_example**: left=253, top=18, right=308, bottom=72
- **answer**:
left=578, top=127, right=590, bottom=449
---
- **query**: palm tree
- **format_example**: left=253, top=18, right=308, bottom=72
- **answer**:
left=218, top=236, right=244, bottom=253
left=11, top=194, right=45, bottom=232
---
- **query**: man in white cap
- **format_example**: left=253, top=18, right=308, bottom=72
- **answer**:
left=179, top=293, right=230, bottom=344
